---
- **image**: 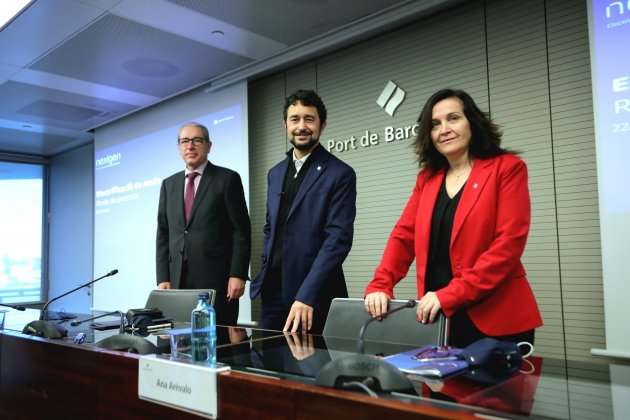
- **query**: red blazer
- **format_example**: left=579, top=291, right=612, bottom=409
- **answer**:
left=366, top=154, right=542, bottom=336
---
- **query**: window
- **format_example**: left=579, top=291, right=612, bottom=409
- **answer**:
left=0, top=161, right=47, bottom=304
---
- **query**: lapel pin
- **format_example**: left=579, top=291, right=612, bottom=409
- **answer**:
left=473, top=183, right=478, bottom=189
left=317, top=166, right=321, bottom=170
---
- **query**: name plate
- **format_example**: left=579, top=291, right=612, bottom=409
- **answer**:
left=138, top=354, right=230, bottom=418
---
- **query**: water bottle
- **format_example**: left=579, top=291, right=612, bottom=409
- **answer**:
left=191, top=291, right=216, bottom=364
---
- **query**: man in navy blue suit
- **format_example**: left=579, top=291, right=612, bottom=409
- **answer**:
left=250, top=90, right=356, bottom=334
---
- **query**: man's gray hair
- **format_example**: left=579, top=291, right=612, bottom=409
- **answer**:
left=178, top=122, right=210, bottom=142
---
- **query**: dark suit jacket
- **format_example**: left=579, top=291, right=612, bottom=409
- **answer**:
left=366, top=154, right=542, bottom=336
left=156, top=162, right=251, bottom=325
left=250, top=145, right=356, bottom=324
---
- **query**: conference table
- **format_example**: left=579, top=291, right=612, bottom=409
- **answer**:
left=0, top=308, right=628, bottom=419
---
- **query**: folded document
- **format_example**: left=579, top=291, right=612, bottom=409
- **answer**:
left=383, top=345, right=469, bottom=377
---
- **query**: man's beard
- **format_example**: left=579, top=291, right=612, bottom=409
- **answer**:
left=290, top=135, right=319, bottom=151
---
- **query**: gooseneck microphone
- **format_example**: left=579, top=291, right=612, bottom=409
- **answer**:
left=70, top=310, right=125, bottom=334
left=356, top=299, right=416, bottom=354
left=0, top=303, right=26, bottom=311
left=41, top=269, right=119, bottom=320
left=315, top=299, right=418, bottom=394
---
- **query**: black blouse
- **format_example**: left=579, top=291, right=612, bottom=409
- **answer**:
left=425, top=177, right=464, bottom=292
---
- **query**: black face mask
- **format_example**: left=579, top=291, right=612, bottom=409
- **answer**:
left=458, top=338, right=534, bottom=384
left=460, top=337, right=525, bottom=367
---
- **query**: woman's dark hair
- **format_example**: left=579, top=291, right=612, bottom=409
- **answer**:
left=414, top=89, right=512, bottom=171
left=283, top=89, right=327, bottom=126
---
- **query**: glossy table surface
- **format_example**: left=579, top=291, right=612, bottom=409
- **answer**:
left=2, top=308, right=629, bottom=419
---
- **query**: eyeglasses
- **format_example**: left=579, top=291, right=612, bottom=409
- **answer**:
left=178, top=137, right=206, bottom=146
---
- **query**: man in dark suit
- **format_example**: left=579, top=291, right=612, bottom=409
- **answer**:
left=156, top=122, right=251, bottom=326
left=250, top=90, right=356, bottom=334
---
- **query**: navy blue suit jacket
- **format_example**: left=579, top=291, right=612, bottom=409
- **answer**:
left=250, top=145, right=356, bottom=318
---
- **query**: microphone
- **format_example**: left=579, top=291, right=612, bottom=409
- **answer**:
left=315, top=300, right=417, bottom=394
left=356, top=299, right=416, bottom=354
left=41, top=269, right=119, bottom=320
left=0, top=303, right=26, bottom=311
left=70, top=310, right=125, bottom=334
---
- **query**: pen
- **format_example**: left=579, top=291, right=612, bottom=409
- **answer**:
left=415, top=356, right=460, bottom=362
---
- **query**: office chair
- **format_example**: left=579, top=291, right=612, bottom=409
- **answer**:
left=317, top=298, right=448, bottom=394
left=144, top=289, right=216, bottom=323
left=322, top=298, right=448, bottom=350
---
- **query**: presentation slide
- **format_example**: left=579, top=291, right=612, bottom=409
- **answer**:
left=92, top=83, right=250, bottom=321
left=588, top=0, right=630, bottom=356
left=590, top=0, right=630, bottom=214
left=94, top=105, right=243, bottom=218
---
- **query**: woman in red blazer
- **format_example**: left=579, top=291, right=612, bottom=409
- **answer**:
left=364, top=89, right=542, bottom=347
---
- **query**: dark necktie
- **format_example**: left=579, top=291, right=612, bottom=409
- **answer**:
left=184, top=172, right=198, bottom=222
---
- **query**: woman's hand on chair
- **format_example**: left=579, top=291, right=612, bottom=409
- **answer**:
left=364, top=292, right=390, bottom=318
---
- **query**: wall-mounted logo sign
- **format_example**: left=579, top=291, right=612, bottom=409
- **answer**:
left=326, top=80, right=417, bottom=153
left=376, top=81, right=406, bottom=116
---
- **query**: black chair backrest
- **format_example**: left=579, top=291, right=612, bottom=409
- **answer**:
left=145, top=289, right=216, bottom=323
left=322, top=298, right=448, bottom=348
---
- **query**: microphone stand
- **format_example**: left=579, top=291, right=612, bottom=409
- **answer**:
left=41, top=269, right=119, bottom=320
left=70, top=310, right=125, bottom=334
left=0, top=303, right=26, bottom=311
left=356, top=299, right=416, bottom=353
